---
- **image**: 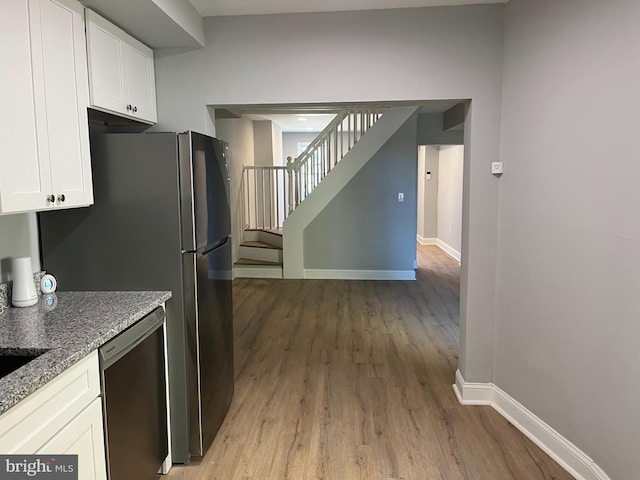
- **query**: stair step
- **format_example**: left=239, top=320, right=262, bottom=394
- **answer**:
left=238, top=245, right=283, bottom=263
left=234, top=258, right=283, bottom=279
left=240, top=240, right=282, bottom=250
left=235, top=258, right=282, bottom=266
left=245, top=228, right=282, bottom=236
left=244, top=229, right=283, bottom=248
left=246, top=228, right=282, bottom=237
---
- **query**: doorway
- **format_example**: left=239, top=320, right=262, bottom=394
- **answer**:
left=416, top=145, right=464, bottom=266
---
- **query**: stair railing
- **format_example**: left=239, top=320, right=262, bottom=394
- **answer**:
left=286, top=107, right=385, bottom=212
left=242, top=165, right=289, bottom=230
left=241, top=106, right=386, bottom=231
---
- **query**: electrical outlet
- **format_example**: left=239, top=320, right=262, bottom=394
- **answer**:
left=398, top=192, right=404, bottom=202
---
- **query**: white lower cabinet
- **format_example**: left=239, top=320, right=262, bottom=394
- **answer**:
left=0, top=352, right=106, bottom=480
left=37, top=398, right=106, bottom=480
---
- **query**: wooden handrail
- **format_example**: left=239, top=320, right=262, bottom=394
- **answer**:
left=241, top=107, right=387, bottom=231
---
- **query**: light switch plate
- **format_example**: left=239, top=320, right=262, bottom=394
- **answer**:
left=491, top=162, right=504, bottom=174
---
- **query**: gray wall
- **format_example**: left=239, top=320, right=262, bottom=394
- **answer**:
left=304, top=116, right=417, bottom=270
left=417, top=113, right=464, bottom=145
left=154, top=5, right=505, bottom=383
left=496, top=0, right=639, bottom=478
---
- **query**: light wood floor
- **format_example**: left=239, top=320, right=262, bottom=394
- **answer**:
left=165, top=245, right=572, bottom=480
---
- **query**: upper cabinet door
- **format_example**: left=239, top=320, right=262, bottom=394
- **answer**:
left=123, top=43, right=157, bottom=123
left=0, top=0, right=53, bottom=213
left=39, top=0, right=93, bottom=208
left=0, top=0, right=92, bottom=214
left=86, top=10, right=157, bottom=124
left=85, top=12, right=126, bottom=116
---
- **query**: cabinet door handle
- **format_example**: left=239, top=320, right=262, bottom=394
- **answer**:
left=57, top=194, right=66, bottom=203
left=127, top=104, right=132, bottom=111
left=47, top=194, right=55, bottom=203
left=133, top=106, right=138, bottom=113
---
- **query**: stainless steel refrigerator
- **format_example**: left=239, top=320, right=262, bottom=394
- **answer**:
left=38, top=131, right=234, bottom=465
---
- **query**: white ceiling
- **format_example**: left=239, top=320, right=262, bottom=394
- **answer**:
left=246, top=114, right=337, bottom=133
left=222, top=100, right=463, bottom=132
left=190, top=0, right=507, bottom=17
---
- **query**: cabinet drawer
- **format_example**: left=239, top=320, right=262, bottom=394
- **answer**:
left=0, top=351, right=100, bottom=453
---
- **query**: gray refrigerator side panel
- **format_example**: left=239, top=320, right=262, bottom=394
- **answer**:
left=38, top=132, right=192, bottom=463
left=178, top=132, right=196, bottom=252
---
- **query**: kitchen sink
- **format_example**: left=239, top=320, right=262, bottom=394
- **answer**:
left=0, top=348, right=49, bottom=379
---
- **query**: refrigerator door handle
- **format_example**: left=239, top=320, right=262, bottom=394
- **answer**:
left=201, top=236, right=229, bottom=256
left=182, top=236, right=229, bottom=256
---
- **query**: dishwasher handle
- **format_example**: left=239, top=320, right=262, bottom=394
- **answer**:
left=100, top=307, right=165, bottom=370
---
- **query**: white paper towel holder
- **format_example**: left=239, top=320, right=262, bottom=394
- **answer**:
left=12, top=257, right=38, bottom=307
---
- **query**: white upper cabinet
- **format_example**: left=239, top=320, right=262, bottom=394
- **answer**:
left=86, top=10, right=157, bottom=124
left=0, top=0, right=93, bottom=214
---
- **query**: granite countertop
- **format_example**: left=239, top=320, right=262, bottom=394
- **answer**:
left=0, top=290, right=171, bottom=415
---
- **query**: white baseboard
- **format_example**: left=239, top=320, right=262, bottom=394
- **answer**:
left=453, top=370, right=611, bottom=480
left=453, top=370, right=492, bottom=405
left=417, top=235, right=437, bottom=245
left=304, top=269, right=416, bottom=280
left=435, top=239, right=461, bottom=262
left=234, top=266, right=283, bottom=279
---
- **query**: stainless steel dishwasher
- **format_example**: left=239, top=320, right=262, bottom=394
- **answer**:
left=99, top=307, right=168, bottom=480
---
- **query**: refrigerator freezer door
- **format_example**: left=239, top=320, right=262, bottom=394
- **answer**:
left=182, top=238, right=234, bottom=457
left=179, top=132, right=231, bottom=253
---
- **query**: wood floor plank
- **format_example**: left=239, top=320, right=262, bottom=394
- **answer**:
left=164, top=245, right=573, bottom=480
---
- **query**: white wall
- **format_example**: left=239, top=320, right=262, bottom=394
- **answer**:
left=282, top=132, right=318, bottom=164
left=215, top=117, right=255, bottom=261
left=417, top=146, right=425, bottom=239
left=0, top=213, right=40, bottom=281
left=253, top=121, right=274, bottom=166
left=154, top=5, right=505, bottom=382
left=497, top=0, right=639, bottom=478
left=437, top=146, right=463, bottom=260
left=151, top=0, right=205, bottom=46
left=417, top=145, right=439, bottom=242
left=271, top=123, right=283, bottom=166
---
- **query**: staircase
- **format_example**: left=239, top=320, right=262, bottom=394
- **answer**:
left=234, top=106, right=395, bottom=278
left=234, top=229, right=284, bottom=278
